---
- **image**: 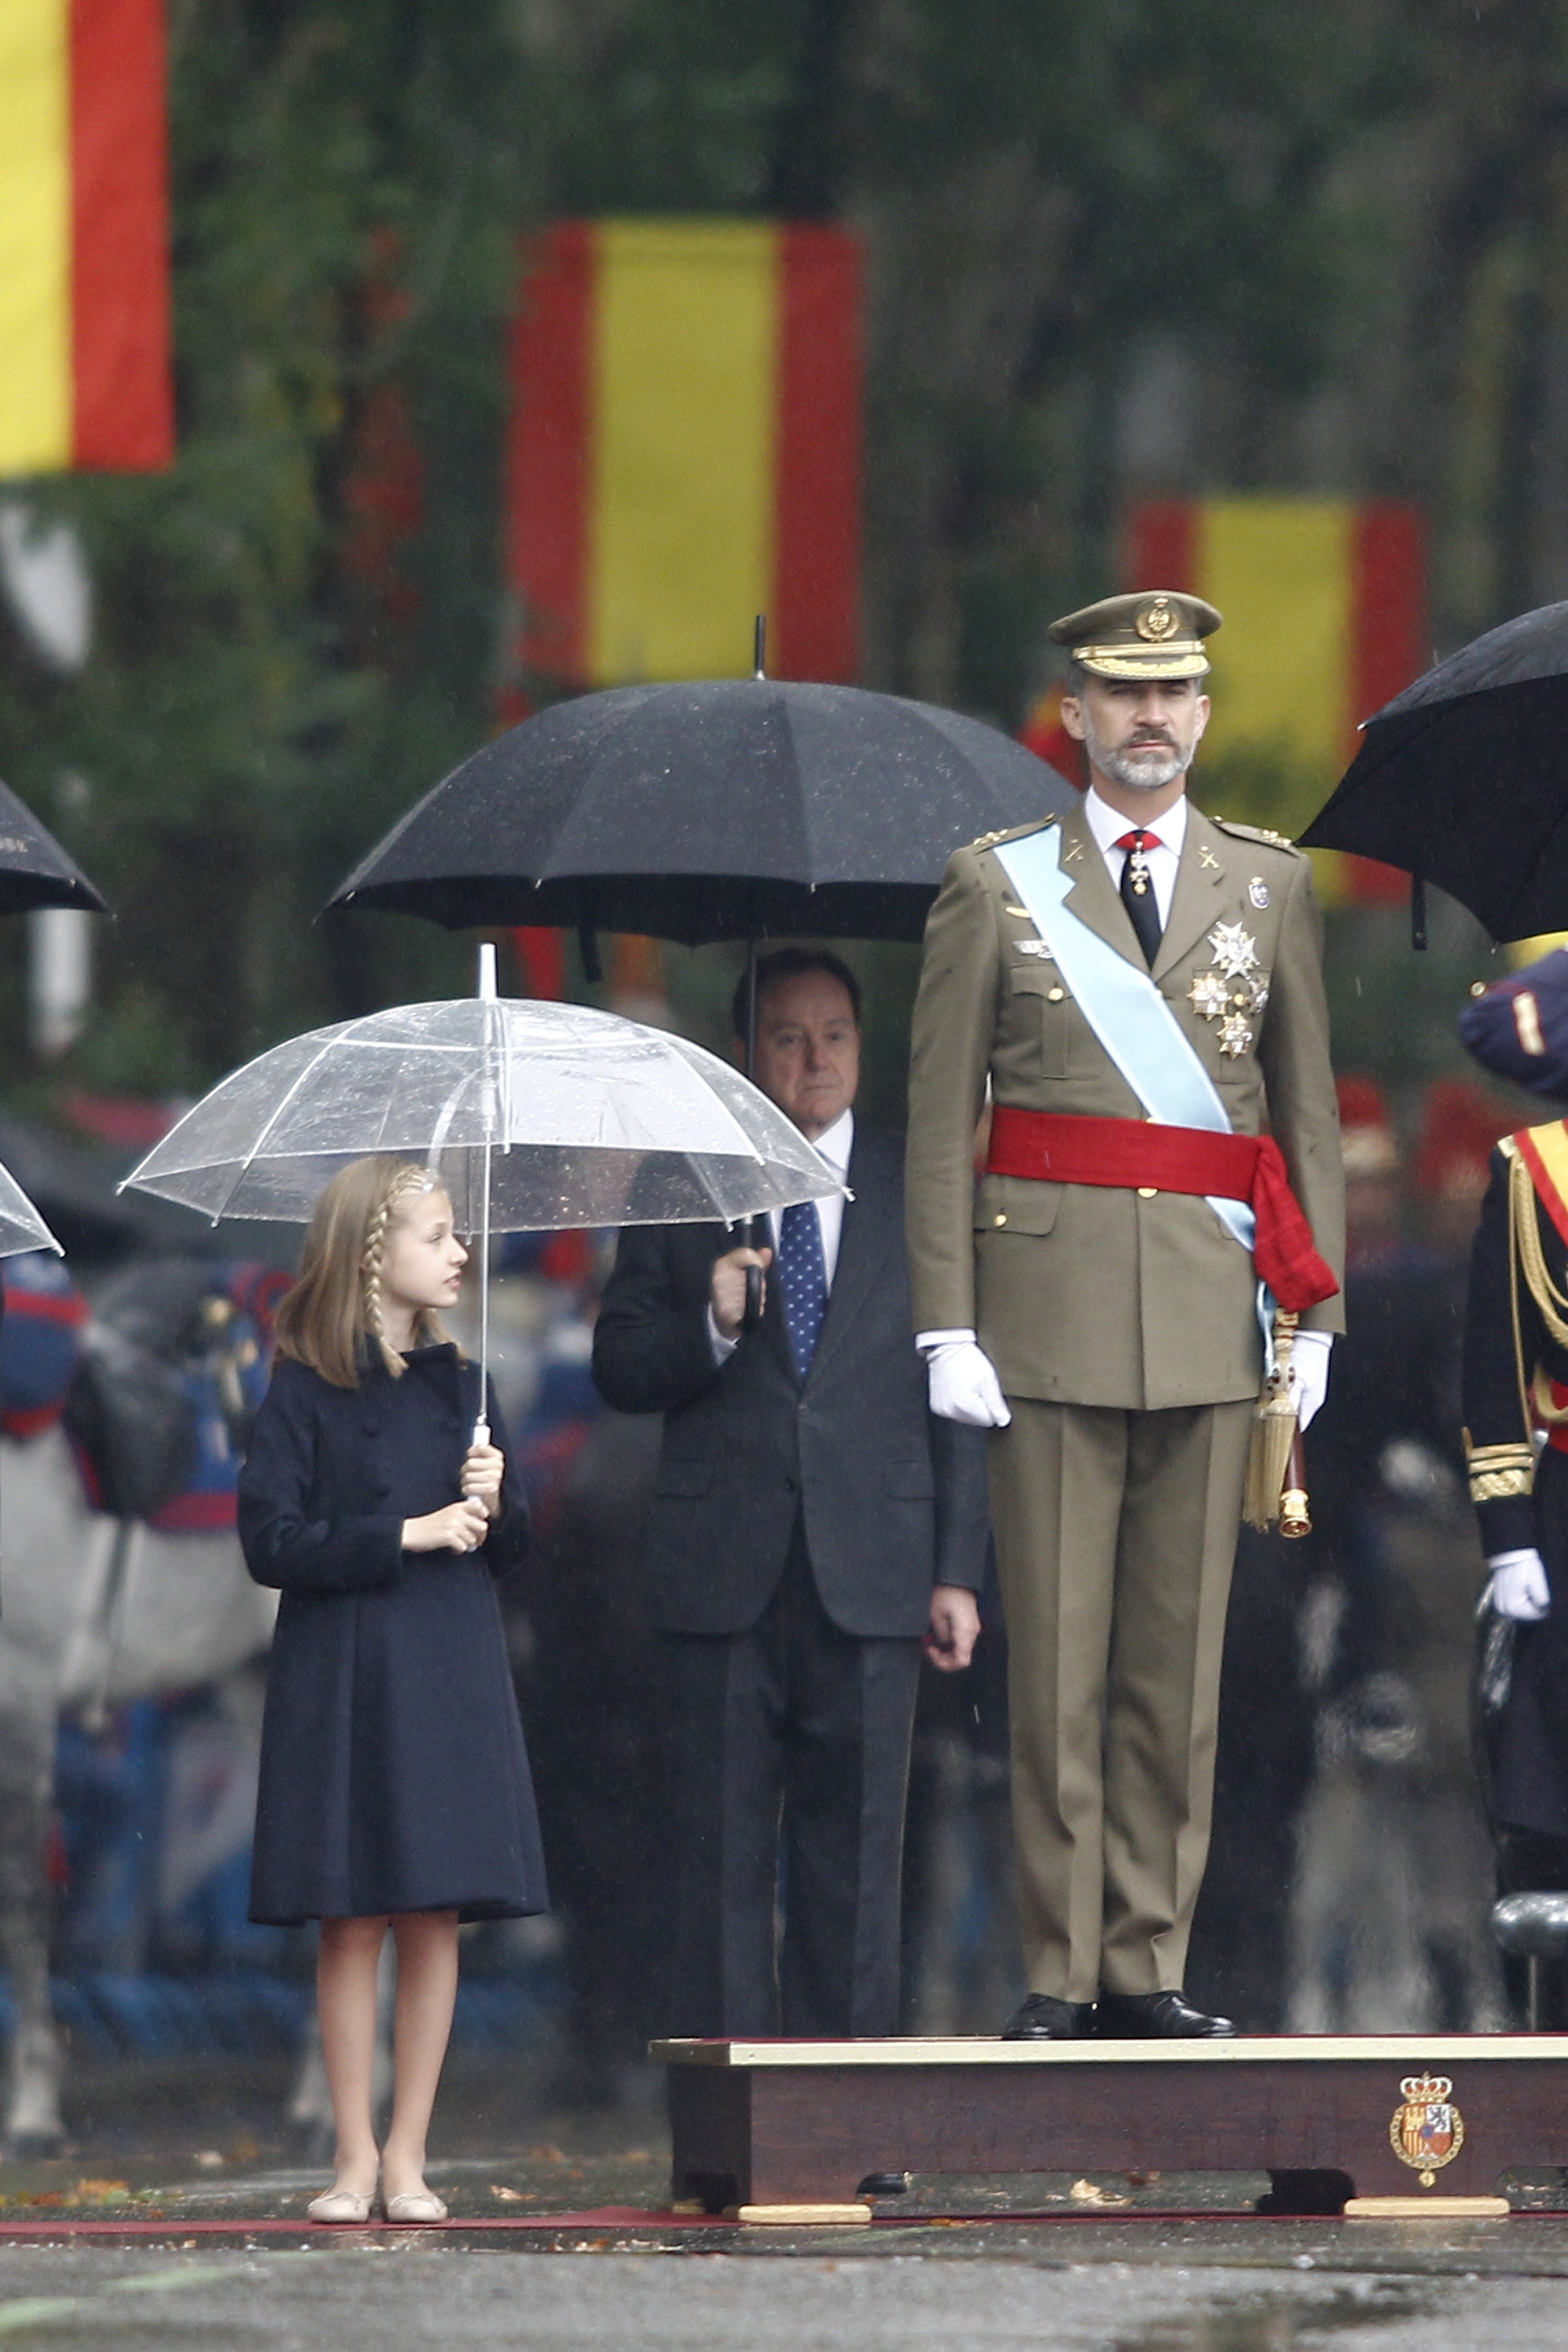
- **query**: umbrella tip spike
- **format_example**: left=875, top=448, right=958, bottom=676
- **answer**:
left=477, top=941, right=499, bottom=1001
left=753, top=614, right=767, bottom=680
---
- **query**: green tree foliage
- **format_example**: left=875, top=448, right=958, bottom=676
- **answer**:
left=0, top=0, right=1564, bottom=1097
left=0, top=0, right=536, bottom=1090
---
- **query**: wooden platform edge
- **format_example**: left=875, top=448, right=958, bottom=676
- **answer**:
left=653, top=2034, right=1568, bottom=2069
left=731, top=2203, right=873, bottom=2228
left=1344, top=2197, right=1512, bottom=2220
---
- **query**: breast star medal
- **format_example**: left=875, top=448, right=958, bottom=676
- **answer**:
left=1389, top=2074, right=1464, bottom=2188
left=1206, top=921, right=1259, bottom=979
left=1188, top=921, right=1270, bottom=1056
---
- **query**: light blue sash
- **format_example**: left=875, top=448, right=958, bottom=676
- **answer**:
left=993, top=826, right=1255, bottom=1259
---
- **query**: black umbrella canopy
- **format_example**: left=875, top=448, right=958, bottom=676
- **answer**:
left=0, top=773, right=109, bottom=914
left=1299, top=600, right=1568, bottom=942
left=329, top=678, right=1074, bottom=944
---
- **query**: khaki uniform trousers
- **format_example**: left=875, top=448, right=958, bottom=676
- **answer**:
left=988, top=1396, right=1254, bottom=2004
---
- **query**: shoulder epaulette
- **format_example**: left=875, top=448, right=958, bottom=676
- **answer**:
left=968, top=819, right=1047, bottom=853
left=1208, top=817, right=1304, bottom=855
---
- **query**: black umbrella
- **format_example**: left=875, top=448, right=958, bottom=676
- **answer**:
left=330, top=647, right=1072, bottom=1326
left=1299, top=600, right=1568, bottom=945
left=0, top=773, right=109, bottom=914
left=328, top=673, right=1073, bottom=954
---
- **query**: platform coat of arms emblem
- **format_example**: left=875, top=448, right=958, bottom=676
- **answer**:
left=1389, top=2074, right=1465, bottom=2186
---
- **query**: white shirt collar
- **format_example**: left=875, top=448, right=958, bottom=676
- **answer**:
left=1083, top=785, right=1189, bottom=856
left=808, top=1105, right=855, bottom=1177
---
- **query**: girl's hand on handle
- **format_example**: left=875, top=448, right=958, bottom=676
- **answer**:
left=403, top=1498, right=491, bottom=1554
left=460, top=1443, right=506, bottom=1521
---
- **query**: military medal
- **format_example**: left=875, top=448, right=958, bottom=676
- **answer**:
left=1207, top=920, right=1259, bottom=978
left=1249, top=877, right=1269, bottom=909
left=1188, top=920, right=1270, bottom=1057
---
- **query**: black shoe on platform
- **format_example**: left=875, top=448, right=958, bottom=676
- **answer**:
left=1001, top=1994, right=1096, bottom=2040
left=1095, top=1990, right=1234, bottom=2039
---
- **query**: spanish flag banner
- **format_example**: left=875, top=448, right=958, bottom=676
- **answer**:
left=505, top=220, right=862, bottom=689
left=0, top=0, right=173, bottom=475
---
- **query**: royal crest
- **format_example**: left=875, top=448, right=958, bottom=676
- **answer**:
left=1389, top=2075, right=1465, bottom=2186
left=1249, top=877, right=1270, bottom=910
left=1135, top=597, right=1180, bottom=643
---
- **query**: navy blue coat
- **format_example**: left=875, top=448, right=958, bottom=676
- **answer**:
left=239, top=1344, right=546, bottom=1925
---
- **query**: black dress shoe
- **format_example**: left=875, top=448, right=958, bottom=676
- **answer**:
left=1002, top=1994, right=1096, bottom=2039
left=1095, top=1990, right=1234, bottom=2039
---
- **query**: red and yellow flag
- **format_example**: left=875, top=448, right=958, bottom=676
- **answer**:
left=0, top=0, right=173, bottom=475
left=1124, top=499, right=1426, bottom=906
left=505, top=220, right=862, bottom=688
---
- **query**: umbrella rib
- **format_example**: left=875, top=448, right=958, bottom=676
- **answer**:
left=221, top=1016, right=379, bottom=1214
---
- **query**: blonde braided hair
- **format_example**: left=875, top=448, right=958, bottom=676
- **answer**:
left=361, top=1163, right=439, bottom=1377
left=275, top=1154, right=454, bottom=1390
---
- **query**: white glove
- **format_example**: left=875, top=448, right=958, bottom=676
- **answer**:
left=918, top=1330, right=1012, bottom=1428
left=1289, top=1330, right=1333, bottom=1431
left=1488, top=1548, right=1552, bottom=1622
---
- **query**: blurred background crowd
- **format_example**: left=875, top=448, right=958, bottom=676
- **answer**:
left=3, top=0, right=1568, bottom=2143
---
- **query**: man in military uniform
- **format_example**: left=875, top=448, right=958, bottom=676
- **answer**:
left=1461, top=962, right=1568, bottom=1893
left=905, top=592, right=1346, bottom=2038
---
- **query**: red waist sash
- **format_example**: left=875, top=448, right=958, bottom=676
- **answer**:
left=1544, top=1376, right=1568, bottom=1455
left=986, top=1105, right=1339, bottom=1315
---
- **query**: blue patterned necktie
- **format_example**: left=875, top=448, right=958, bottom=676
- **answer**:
left=777, top=1198, right=827, bottom=1380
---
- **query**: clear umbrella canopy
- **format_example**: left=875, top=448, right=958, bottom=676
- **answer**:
left=0, top=1160, right=60, bottom=1258
left=121, top=995, right=845, bottom=1232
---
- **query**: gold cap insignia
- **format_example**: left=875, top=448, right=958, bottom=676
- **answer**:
left=1135, top=597, right=1180, bottom=643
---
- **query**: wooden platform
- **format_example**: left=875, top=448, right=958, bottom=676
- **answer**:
left=655, top=2036, right=1568, bottom=2216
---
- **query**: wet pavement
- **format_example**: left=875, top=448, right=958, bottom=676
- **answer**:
left=0, top=2229, right=1566, bottom=2350
left=4, top=2054, right=1568, bottom=2344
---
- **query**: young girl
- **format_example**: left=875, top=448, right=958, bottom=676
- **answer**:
left=238, top=1156, right=545, bottom=2224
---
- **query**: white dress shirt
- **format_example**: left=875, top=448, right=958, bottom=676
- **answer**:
left=1083, top=785, right=1187, bottom=929
left=710, top=1106, right=853, bottom=1362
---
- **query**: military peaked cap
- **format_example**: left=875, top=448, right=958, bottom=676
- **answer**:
left=1050, top=590, right=1221, bottom=681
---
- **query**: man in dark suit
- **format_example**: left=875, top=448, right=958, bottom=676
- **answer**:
left=592, top=948, right=989, bottom=2039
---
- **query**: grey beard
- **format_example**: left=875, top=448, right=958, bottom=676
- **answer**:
left=1086, top=726, right=1193, bottom=793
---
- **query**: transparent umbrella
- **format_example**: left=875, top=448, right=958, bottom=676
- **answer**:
left=0, top=1162, right=61, bottom=1260
left=121, top=949, right=843, bottom=1428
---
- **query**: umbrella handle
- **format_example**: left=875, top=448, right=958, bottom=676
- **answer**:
left=743, top=1263, right=763, bottom=1331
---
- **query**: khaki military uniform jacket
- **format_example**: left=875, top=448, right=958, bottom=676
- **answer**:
left=906, top=795, right=1346, bottom=1412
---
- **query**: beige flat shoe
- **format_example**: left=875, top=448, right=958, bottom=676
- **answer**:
left=383, top=2189, right=449, bottom=2225
left=307, top=2186, right=376, bottom=2225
